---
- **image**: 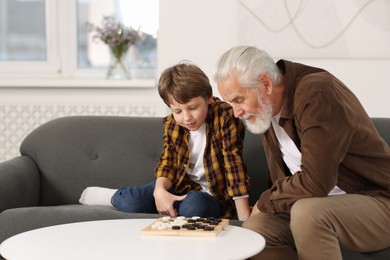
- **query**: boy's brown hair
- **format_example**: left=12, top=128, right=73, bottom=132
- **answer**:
left=158, top=62, right=213, bottom=107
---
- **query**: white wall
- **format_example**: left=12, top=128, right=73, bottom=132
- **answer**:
left=0, top=0, right=389, bottom=161
left=158, top=0, right=239, bottom=82
left=292, top=59, right=390, bottom=117
left=159, top=0, right=389, bottom=117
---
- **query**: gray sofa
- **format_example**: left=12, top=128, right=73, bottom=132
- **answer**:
left=0, top=116, right=389, bottom=259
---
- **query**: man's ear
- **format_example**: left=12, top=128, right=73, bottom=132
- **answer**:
left=259, top=74, right=273, bottom=95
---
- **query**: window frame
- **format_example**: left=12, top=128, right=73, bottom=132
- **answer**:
left=0, top=0, right=60, bottom=78
left=0, top=0, right=156, bottom=88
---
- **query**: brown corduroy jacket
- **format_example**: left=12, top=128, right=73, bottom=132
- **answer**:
left=257, top=60, right=390, bottom=214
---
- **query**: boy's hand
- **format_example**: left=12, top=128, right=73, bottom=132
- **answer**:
left=154, top=189, right=186, bottom=216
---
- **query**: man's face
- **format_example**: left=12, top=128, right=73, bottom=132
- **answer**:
left=169, top=96, right=210, bottom=131
left=217, top=74, right=273, bottom=134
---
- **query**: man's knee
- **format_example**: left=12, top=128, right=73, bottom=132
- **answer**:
left=243, top=212, right=294, bottom=247
left=242, top=214, right=260, bottom=230
left=290, top=198, right=329, bottom=237
left=242, top=212, right=271, bottom=232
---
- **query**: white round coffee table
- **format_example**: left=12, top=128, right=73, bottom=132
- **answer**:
left=0, top=219, right=265, bottom=260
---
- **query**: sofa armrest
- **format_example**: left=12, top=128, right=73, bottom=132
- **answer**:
left=0, top=156, right=40, bottom=212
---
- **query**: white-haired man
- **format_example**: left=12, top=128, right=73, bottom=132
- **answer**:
left=213, top=45, right=390, bottom=260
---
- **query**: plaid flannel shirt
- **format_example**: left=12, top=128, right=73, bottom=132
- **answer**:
left=155, top=97, right=250, bottom=218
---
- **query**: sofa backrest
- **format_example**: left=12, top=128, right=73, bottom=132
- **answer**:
left=243, top=131, right=268, bottom=205
left=20, top=116, right=164, bottom=206
left=19, top=116, right=390, bottom=207
left=371, top=118, right=390, bottom=144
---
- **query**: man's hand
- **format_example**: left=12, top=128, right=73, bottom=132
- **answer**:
left=250, top=201, right=260, bottom=217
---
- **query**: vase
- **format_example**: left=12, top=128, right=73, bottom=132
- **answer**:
left=107, top=47, right=130, bottom=80
left=106, top=56, right=130, bottom=80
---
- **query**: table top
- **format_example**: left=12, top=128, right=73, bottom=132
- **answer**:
left=0, top=218, right=265, bottom=260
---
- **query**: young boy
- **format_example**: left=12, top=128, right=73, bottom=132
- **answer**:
left=79, top=62, right=251, bottom=220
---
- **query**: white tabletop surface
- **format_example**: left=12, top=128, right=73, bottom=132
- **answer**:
left=0, top=218, right=265, bottom=260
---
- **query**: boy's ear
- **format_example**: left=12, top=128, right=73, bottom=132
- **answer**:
left=208, top=96, right=213, bottom=103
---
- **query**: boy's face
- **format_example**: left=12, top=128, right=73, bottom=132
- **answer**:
left=170, top=96, right=211, bottom=131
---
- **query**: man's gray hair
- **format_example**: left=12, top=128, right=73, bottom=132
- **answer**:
left=213, top=46, right=282, bottom=88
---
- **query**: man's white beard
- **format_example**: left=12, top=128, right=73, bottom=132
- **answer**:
left=240, top=95, right=273, bottom=134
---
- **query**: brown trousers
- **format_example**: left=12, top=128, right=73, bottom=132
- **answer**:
left=243, top=194, right=390, bottom=260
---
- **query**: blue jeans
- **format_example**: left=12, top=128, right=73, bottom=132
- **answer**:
left=111, top=181, right=221, bottom=218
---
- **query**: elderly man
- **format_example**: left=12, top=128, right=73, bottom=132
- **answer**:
left=213, top=45, right=390, bottom=260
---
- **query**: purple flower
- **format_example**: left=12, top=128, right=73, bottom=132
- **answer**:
left=86, top=16, right=142, bottom=60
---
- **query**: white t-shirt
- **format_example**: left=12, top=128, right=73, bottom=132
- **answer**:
left=271, top=114, right=346, bottom=196
left=187, top=123, right=211, bottom=195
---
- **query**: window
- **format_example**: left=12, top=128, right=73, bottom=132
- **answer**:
left=0, top=0, right=46, bottom=61
left=0, top=0, right=59, bottom=77
left=0, top=0, right=158, bottom=84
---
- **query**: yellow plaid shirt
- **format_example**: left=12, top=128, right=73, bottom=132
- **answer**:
left=155, top=97, right=250, bottom=218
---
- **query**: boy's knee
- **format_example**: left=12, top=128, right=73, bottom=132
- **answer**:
left=178, top=201, right=219, bottom=218
left=178, top=194, right=220, bottom=218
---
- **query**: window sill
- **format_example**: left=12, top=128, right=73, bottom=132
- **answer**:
left=0, top=78, right=156, bottom=89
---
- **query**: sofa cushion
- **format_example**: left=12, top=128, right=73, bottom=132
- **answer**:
left=0, top=205, right=161, bottom=244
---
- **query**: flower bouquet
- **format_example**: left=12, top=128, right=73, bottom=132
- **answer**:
left=87, top=16, right=141, bottom=79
